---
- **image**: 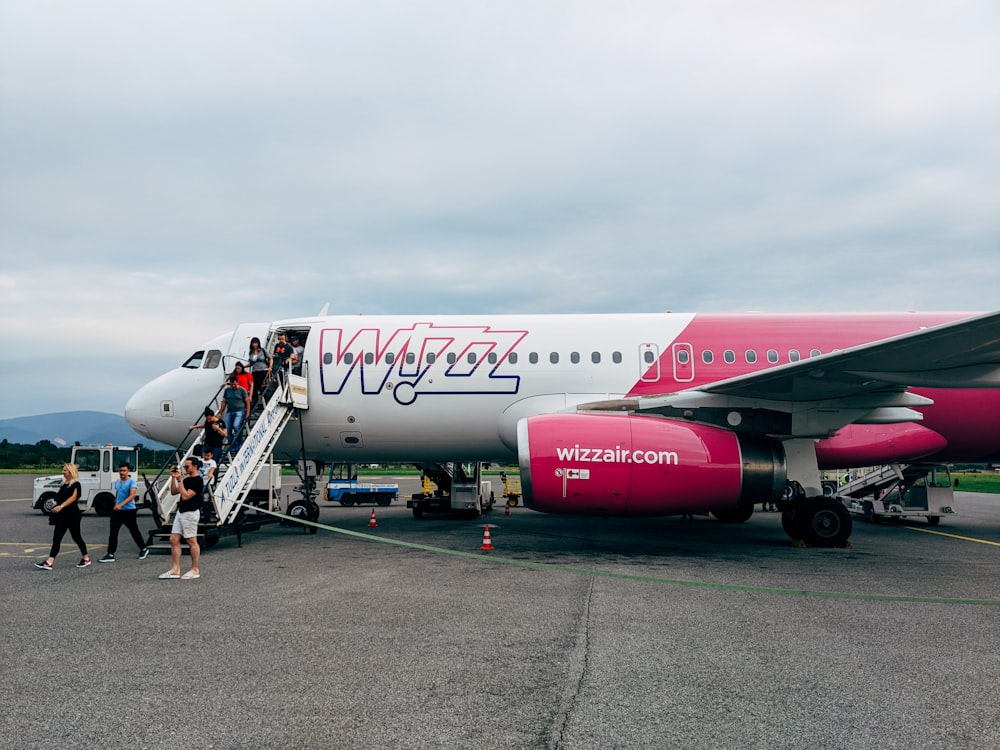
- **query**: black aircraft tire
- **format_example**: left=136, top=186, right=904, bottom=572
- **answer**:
left=781, top=509, right=802, bottom=539
left=287, top=500, right=310, bottom=522
left=927, top=516, right=941, bottom=526
left=798, top=498, right=852, bottom=548
left=711, top=505, right=754, bottom=524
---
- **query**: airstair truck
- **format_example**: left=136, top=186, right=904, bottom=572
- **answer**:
left=843, top=463, right=956, bottom=525
left=32, top=444, right=142, bottom=515
left=407, top=461, right=495, bottom=517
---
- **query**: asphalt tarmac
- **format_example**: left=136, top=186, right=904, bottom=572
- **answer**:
left=1, top=474, right=998, bottom=750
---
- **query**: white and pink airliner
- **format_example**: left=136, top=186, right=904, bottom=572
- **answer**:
left=125, top=310, right=1000, bottom=547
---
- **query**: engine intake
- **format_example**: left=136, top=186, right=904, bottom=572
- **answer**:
left=516, top=413, right=786, bottom=516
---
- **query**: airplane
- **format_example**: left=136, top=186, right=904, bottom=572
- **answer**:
left=125, top=310, right=1000, bottom=548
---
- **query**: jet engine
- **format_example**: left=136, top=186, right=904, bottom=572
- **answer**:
left=815, top=423, right=948, bottom=468
left=516, top=413, right=786, bottom=516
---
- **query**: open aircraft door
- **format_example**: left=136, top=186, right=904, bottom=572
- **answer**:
left=223, top=322, right=270, bottom=371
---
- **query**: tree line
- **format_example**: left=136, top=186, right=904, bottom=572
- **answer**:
left=0, top=439, right=179, bottom=471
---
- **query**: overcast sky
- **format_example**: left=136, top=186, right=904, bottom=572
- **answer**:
left=1, top=1, right=998, bottom=421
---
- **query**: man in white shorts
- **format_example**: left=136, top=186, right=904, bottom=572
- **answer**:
left=160, top=457, right=204, bottom=580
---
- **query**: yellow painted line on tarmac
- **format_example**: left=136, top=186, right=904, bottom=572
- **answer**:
left=0, top=497, right=32, bottom=503
left=906, top=526, right=1000, bottom=547
left=0, top=542, right=47, bottom=558
left=0, top=541, right=107, bottom=558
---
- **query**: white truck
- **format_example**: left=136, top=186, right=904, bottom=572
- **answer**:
left=326, top=463, right=398, bottom=506
left=32, top=444, right=143, bottom=516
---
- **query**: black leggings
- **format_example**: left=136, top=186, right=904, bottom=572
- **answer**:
left=49, top=514, right=88, bottom=559
left=252, top=370, right=268, bottom=406
left=107, top=509, right=145, bottom=555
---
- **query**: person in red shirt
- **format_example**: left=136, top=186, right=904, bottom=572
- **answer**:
left=230, top=362, right=254, bottom=407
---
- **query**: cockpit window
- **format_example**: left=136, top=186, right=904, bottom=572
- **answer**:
left=204, top=350, right=222, bottom=369
left=182, top=351, right=205, bottom=369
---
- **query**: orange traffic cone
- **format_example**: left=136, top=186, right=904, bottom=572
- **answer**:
left=368, top=508, right=378, bottom=528
left=479, top=524, right=494, bottom=551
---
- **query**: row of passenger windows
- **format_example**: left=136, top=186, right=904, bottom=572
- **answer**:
left=335, top=351, right=627, bottom=366
left=331, top=348, right=824, bottom=367
left=675, top=348, right=824, bottom=365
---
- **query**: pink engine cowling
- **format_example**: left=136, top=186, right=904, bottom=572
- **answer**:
left=516, top=413, right=786, bottom=516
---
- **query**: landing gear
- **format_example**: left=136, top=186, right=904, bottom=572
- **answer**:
left=781, top=497, right=852, bottom=548
left=711, top=505, right=755, bottom=523
left=286, top=499, right=320, bottom=534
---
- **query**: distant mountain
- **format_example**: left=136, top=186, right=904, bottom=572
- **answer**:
left=0, top=411, right=170, bottom=449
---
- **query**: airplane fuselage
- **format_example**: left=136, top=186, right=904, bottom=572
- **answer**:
left=126, top=311, right=1000, bottom=466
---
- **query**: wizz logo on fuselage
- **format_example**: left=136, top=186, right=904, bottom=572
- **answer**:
left=319, top=323, right=529, bottom=405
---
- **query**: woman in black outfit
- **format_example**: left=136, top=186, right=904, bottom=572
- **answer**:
left=35, top=463, right=90, bottom=570
left=247, top=336, right=271, bottom=408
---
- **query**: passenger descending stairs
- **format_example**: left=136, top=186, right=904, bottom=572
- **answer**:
left=147, top=372, right=308, bottom=549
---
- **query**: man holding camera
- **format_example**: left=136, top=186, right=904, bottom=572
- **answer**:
left=160, top=457, right=204, bottom=580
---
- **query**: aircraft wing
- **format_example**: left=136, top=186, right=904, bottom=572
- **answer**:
left=579, top=311, right=1000, bottom=437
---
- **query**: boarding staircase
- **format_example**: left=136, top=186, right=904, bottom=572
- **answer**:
left=836, top=463, right=950, bottom=502
left=837, top=462, right=957, bottom=523
left=144, top=371, right=308, bottom=549
left=837, top=464, right=908, bottom=500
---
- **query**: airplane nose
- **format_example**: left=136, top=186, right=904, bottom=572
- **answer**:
left=124, top=384, right=156, bottom=439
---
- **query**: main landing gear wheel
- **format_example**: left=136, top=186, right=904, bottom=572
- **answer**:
left=711, top=505, right=754, bottom=523
left=783, top=497, right=852, bottom=548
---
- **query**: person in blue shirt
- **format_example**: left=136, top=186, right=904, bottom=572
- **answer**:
left=99, top=463, right=149, bottom=562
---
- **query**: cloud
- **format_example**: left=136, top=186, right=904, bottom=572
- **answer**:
left=1, top=1, right=999, bottom=418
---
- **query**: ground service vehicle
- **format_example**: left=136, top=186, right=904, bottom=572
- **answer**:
left=32, top=444, right=141, bottom=515
left=326, top=463, right=398, bottom=506
left=843, top=463, right=956, bottom=525
left=499, top=471, right=522, bottom=507
left=407, top=462, right=494, bottom=517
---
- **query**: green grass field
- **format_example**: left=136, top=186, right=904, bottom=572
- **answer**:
left=951, top=472, right=1000, bottom=494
